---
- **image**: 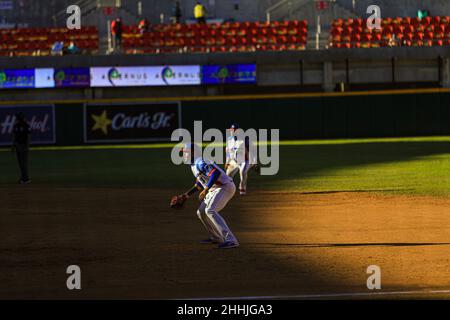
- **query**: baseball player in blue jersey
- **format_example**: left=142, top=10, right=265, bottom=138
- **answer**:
left=172, top=143, right=239, bottom=249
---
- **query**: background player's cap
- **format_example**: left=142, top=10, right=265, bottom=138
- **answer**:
left=229, top=124, right=239, bottom=130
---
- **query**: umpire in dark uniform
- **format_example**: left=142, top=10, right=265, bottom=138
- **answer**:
left=12, top=113, right=31, bottom=184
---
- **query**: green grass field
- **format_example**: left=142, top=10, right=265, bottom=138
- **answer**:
left=1, top=136, right=450, bottom=196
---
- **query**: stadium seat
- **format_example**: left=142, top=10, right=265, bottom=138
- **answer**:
left=0, top=26, right=99, bottom=56
left=330, top=15, right=450, bottom=49
left=120, top=19, right=308, bottom=54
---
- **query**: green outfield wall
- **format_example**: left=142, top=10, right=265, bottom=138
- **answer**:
left=1, top=90, right=450, bottom=146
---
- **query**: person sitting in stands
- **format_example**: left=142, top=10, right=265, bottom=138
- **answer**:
left=138, top=18, right=149, bottom=34
left=66, top=41, right=80, bottom=54
left=51, top=41, right=64, bottom=56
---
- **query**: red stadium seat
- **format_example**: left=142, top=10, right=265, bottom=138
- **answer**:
left=394, top=25, right=405, bottom=34
left=432, top=16, right=441, bottom=25
left=333, top=19, right=344, bottom=28
left=353, top=26, right=363, bottom=34
left=351, top=33, right=361, bottom=42
left=411, top=17, right=421, bottom=27
left=421, top=16, right=432, bottom=27
left=413, top=32, right=424, bottom=41
left=382, top=31, right=393, bottom=41
left=393, top=17, right=403, bottom=25
left=344, top=18, right=354, bottom=27
left=424, top=31, right=434, bottom=41
left=403, top=33, right=413, bottom=42
left=371, top=33, right=381, bottom=42
left=436, top=24, right=446, bottom=34
left=352, top=18, right=363, bottom=28
left=426, top=24, right=435, bottom=32
left=382, top=17, right=393, bottom=27
left=442, top=16, right=450, bottom=25
left=403, top=40, right=412, bottom=47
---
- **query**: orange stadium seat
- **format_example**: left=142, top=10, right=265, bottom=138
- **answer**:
left=0, top=26, right=99, bottom=56
left=121, top=19, right=308, bottom=54
left=330, top=15, right=450, bottom=49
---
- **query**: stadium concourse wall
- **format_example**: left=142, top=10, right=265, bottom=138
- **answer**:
left=1, top=47, right=450, bottom=102
left=1, top=89, right=450, bottom=147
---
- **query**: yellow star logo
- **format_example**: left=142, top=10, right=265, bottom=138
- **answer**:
left=91, top=110, right=112, bottom=135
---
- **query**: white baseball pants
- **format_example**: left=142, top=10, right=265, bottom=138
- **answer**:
left=196, top=182, right=239, bottom=244
left=226, top=160, right=251, bottom=194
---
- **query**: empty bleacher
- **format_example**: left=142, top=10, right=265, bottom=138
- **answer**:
left=330, top=16, right=450, bottom=48
left=122, top=20, right=308, bottom=54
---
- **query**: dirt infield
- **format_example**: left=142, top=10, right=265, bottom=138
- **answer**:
left=1, top=186, right=450, bottom=299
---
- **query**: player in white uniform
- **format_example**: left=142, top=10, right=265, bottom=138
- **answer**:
left=225, top=124, right=259, bottom=195
left=179, top=143, right=239, bottom=249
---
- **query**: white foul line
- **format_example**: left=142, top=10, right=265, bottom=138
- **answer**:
left=181, top=289, right=450, bottom=300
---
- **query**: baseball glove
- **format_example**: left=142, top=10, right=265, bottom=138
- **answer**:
left=170, top=194, right=187, bottom=210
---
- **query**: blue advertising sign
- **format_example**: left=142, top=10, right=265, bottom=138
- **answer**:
left=0, top=69, right=35, bottom=89
left=202, top=64, right=257, bottom=84
left=54, top=68, right=91, bottom=88
left=0, top=105, right=56, bottom=145
left=0, top=1, right=13, bottom=10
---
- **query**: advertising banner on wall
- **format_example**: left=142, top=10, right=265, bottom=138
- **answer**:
left=90, top=66, right=201, bottom=87
left=84, top=102, right=181, bottom=143
left=35, top=68, right=55, bottom=88
left=54, top=68, right=91, bottom=88
left=0, top=0, right=13, bottom=10
left=0, top=105, right=56, bottom=145
left=0, top=69, right=35, bottom=89
left=202, top=64, right=257, bottom=84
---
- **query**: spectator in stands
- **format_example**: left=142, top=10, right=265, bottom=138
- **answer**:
left=171, top=1, right=182, bottom=24
left=111, top=18, right=123, bottom=52
left=194, top=1, right=206, bottom=24
left=51, top=41, right=64, bottom=56
left=66, top=41, right=80, bottom=54
left=388, top=35, right=397, bottom=47
left=138, top=18, right=149, bottom=34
